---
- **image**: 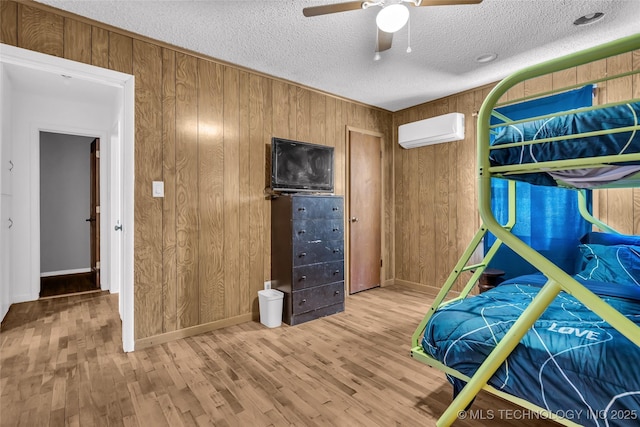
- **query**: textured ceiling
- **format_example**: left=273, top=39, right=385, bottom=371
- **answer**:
left=36, top=0, right=640, bottom=112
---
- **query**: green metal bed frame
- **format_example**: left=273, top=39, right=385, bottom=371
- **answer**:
left=410, top=33, right=640, bottom=426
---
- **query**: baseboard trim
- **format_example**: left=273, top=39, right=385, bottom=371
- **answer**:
left=135, top=313, right=255, bottom=350
left=392, top=279, right=452, bottom=298
left=41, top=268, right=91, bottom=278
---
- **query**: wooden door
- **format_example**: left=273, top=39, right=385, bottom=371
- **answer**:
left=349, top=130, right=382, bottom=294
left=89, top=138, right=100, bottom=288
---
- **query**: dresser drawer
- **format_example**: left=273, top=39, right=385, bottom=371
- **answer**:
left=291, top=281, right=344, bottom=314
left=290, top=302, right=344, bottom=325
left=291, top=219, right=343, bottom=244
left=292, top=260, right=344, bottom=290
left=293, top=240, right=343, bottom=266
left=292, top=196, right=343, bottom=220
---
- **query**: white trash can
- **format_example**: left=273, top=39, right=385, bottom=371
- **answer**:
left=258, top=289, right=284, bottom=328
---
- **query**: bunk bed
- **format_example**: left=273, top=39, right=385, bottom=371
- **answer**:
left=410, top=33, right=640, bottom=427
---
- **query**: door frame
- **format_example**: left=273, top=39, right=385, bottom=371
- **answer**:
left=0, top=44, right=135, bottom=352
left=345, top=126, right=386, bottom=294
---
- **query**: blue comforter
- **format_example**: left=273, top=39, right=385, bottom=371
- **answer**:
left=490, top=102, right=640, bottom=186
left=422, top=276, right=640, bottom=426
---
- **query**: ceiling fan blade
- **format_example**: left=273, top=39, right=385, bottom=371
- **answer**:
left=415, top=0, right=483, bottom=6
left=376, top=29, right=393, bottom=53
left=303, top=1, right=365, bottom=17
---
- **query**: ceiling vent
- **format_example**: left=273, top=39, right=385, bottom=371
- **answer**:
left=398, top=112, right=465, bottom=149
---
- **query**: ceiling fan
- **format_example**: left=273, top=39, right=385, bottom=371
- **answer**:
left=303, top=0, right=483, bottom=55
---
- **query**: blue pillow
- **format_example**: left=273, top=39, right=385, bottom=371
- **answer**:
left=580, top=231, right=640, bottom=247
left=575, top=244, right=640, bottom=286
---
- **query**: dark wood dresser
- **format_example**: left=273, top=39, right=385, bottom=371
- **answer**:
left=271, top=194, right=345, bottom=325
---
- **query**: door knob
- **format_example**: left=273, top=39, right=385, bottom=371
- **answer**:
left=351, top=217, right=359, bottom=223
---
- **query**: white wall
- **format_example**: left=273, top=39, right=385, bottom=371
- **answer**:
left=10, top=87, right=115, bottom=303
left=0, top=64, right=12, bottom=320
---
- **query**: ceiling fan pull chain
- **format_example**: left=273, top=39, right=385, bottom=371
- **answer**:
left=406, top=14, right=412, bottom=53
left=374, top=25, right=381, bottom=60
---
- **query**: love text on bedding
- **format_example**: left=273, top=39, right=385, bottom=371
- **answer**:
left=547, top=322, right=600, bottom=340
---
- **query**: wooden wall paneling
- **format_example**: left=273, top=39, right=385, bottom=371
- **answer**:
left=90, top=26, right=109, bottom=69
left=417, top=128, right=435, bottom=288
left=454, top=92, right=477, bottom=292
left=162, top=48, right=178, bottom=333
left=398, top=118, right=410, bottom=281
left=108, top=32, right=132, bottom=74
left=310, top=91, right=326, bottom=145
left=407, top=111, right=420, bottom=284
left=334, top=100, right=347, bottom=196
left=365, top=107, right=379, bottom=133
left=551, top=68, right=577, bottom=92
left=350, top=104, right=368, bottom=130
left=434, top=139, right=451, bottom=288
left=238, top=71, right=251, bottom=314
left=175, top=52, right=200, bottom=329
left=432, top=100, right=451, bottom=287
left=446, top=104, right=460, bottom=290
left=0, top=1, right=18, bottom=46
left=523, top=74, right=552, bottom=98
left=325, top=97, right=336, bottom=148
left=503, top=82, right=525, bottom=103
left=396, top=112, right=408, bottom=281
left=249, top=74, right=266, bottom=315
left=262, top=79, right=273, bottom=283
left=287, top=84, right=298, bottom=138
left=604, top=53, right=634, bottom=234
left=383, top=112, right=394, bottom=281
left=132, top=40, right=164, bottom=339
left=63, top=18, right=91, bottom=64
left=223, top=65, right=241, bottom=318
left=296, top=87, right=311, bottom=142
left=271, top=81, right=292, bottom=139
left=18, top=4, right=63, bottom=57
left=197, top=59, right=224, bottom=324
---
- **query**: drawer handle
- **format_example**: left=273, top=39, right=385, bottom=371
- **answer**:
left=334, top=270, right=340, bottom=275
left=333, top=228, right=339, bottom=232
left=301, top=299, right=307, bottom=304
left=300, top=275, right=307, bottom=281
left=298, top=207, right=306, bottom=212
left=332, top=207, right=339, bottom=211
left=298, top=229, right=306, bottom=234
left=333, top=249, right=340, bottom=253
left=299, top=252, right=307, bottom=257
left=334, top=290, right=340, bottom=295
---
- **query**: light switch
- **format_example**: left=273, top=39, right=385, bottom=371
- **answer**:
left=152, top=181, right=164, bottom=198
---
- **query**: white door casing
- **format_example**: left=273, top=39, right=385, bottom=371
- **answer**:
left=0, top=44, right=135, bottom=352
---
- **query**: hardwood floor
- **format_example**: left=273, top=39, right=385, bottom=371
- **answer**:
left=40, top=272, right=98, bottom=298
left=0, top=286, right=557, bottom=426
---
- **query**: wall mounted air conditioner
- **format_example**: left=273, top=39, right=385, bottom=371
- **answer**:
left=398, top=112, right=465, bottom=149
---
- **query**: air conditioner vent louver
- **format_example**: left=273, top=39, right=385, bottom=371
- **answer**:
left=398, top=112, right=465, bottom=149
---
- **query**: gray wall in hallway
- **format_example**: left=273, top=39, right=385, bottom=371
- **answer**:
left=40, top=132, right=93, bottom=274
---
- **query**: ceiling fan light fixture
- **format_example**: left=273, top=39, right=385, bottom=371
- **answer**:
left=376, top=4, right=410, bottom=33
left=573, top=12, right=604, bottom=26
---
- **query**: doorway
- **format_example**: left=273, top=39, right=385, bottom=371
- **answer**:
left=0, top=43, right=135, bottom=352
left=348, top=128, right=383, bottom=294
left=39, top=132, right=100, bottom=298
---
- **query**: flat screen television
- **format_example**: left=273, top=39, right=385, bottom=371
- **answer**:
left=271, top=137, right=334, bottom=193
